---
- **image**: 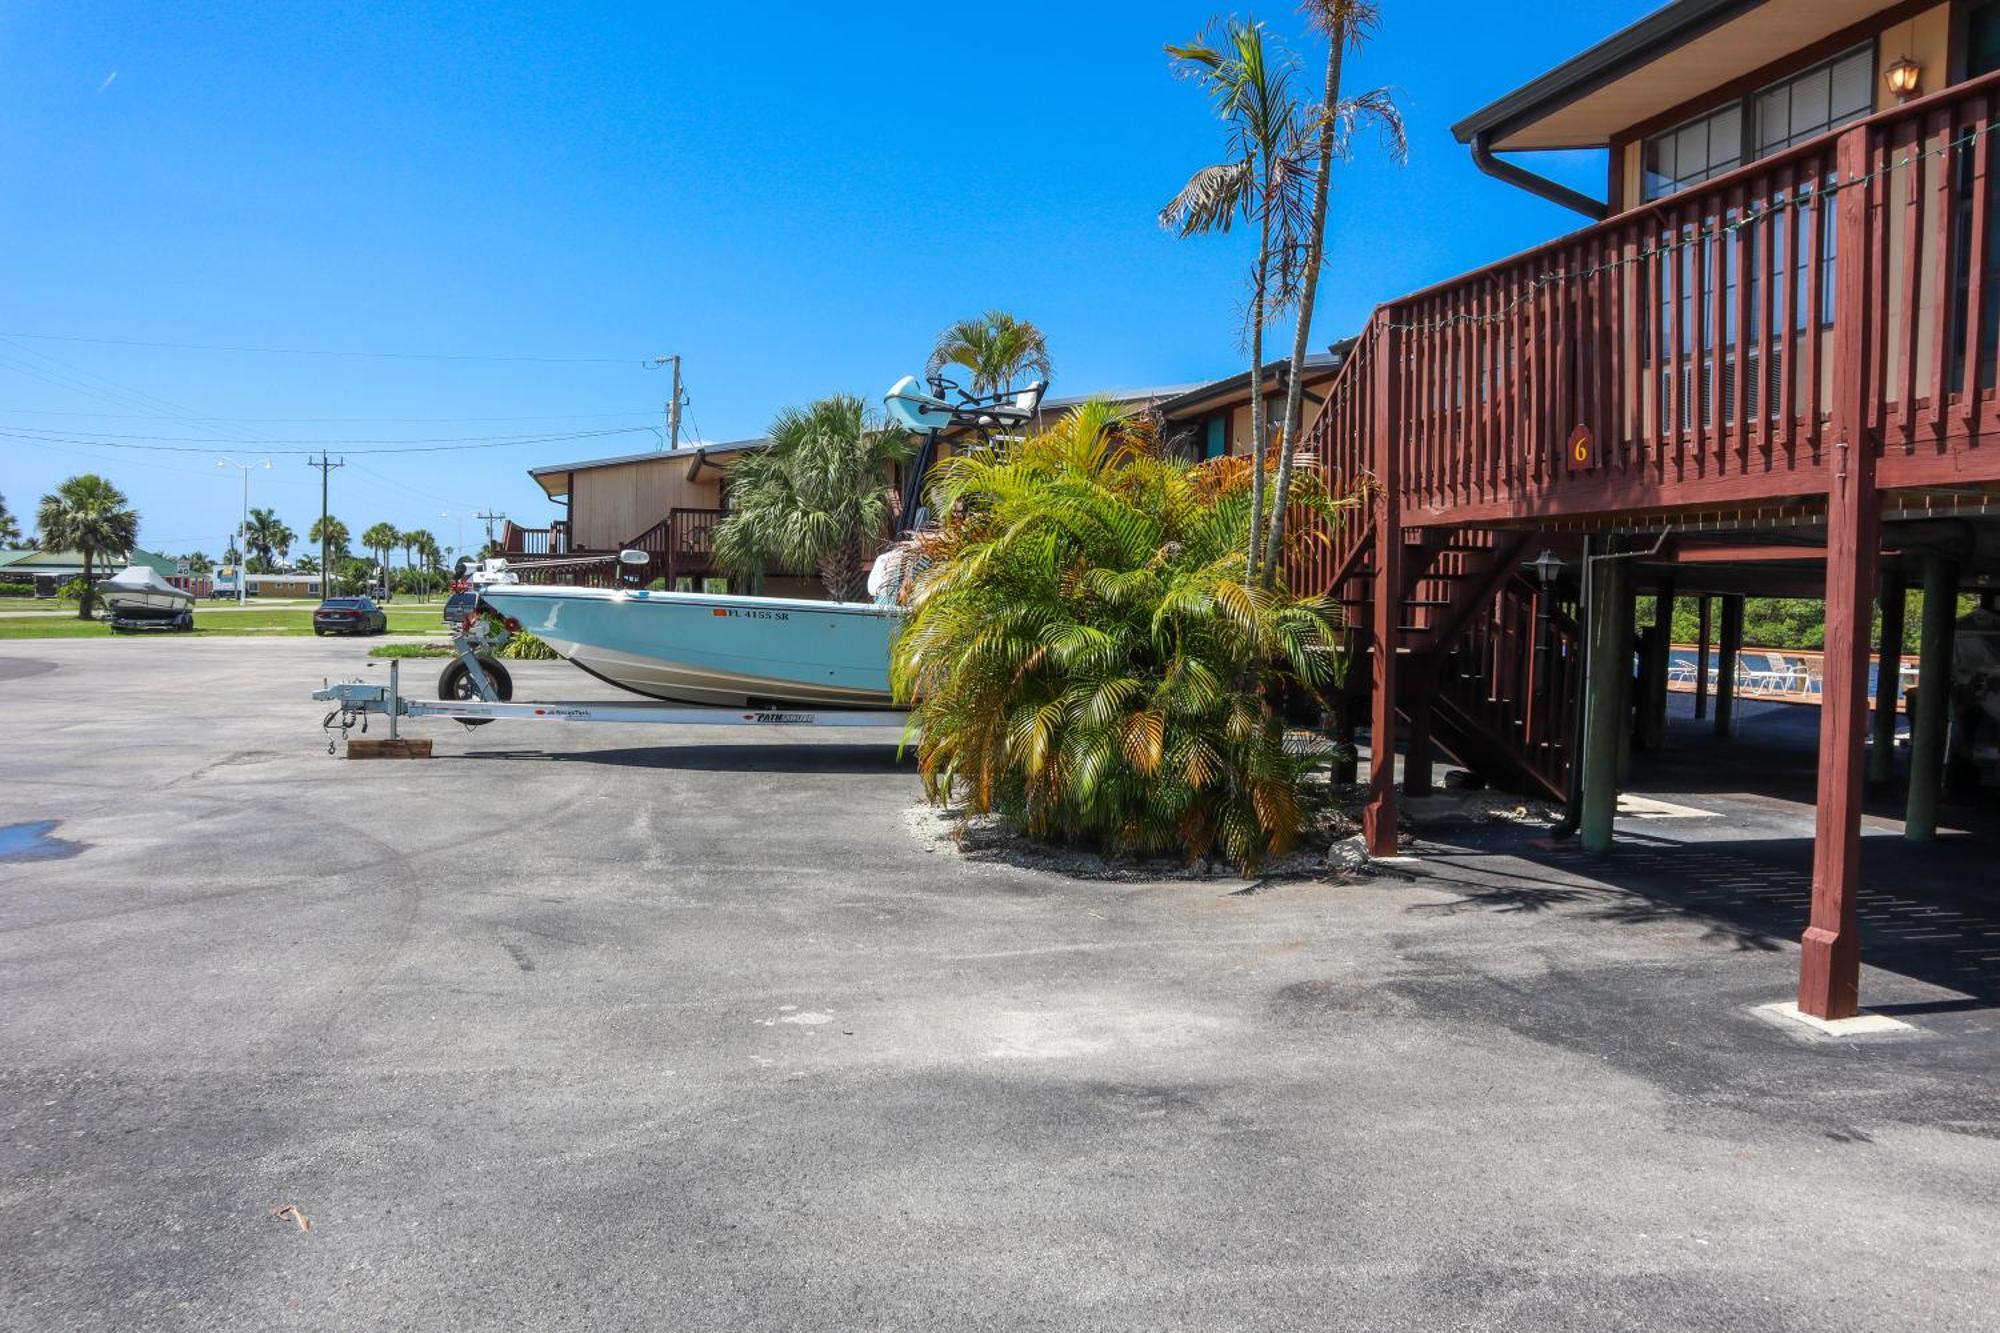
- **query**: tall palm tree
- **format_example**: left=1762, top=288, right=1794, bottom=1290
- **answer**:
left=183, top=551, right=213, bottom=576
left=403, top=529, right=439, bottom=599
left=36, top=474, right=139, bottom=619
left=0, top=493, right=21, bottom=547
left=310, top=515, right=349, bottom=561
left=241, top=507, right=294, bottom=573
left=713, top=394, right=911, bottom=602
left=1261, top=0, right=1404, bottom=583
left=399, top=530, right=422, bottom=597
left=925, top=311, right=1054, bottom=396
left=1164, top=18, right=1314, bottom=582
left=360, top=523, right=400, bottom=593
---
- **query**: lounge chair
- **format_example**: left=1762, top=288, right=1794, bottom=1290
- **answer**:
left=1743, top=652, right=1809, bottom=693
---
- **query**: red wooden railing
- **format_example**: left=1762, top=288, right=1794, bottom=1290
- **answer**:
left=500, top=519, right=570, bottom=557
left=1282, top=327, right=1377, bottom=599
left=666, top=507, right=723, bottom=584
left=501, top=510, right=727, bottom=589
left=1294, top=70, right=2000, bottom=534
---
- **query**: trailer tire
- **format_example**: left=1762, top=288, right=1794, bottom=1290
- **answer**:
left=438, top=656, right=513, bottom=725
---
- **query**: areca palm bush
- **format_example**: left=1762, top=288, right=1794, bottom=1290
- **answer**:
left=713, top=394, right=910, bottom=602
left=892, top=402, right=1347, bottom=874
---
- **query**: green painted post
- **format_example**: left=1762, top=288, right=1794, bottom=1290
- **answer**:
left=1905, top=555, right=1957, bottom=842
left=1867, top=567, right=1907, bottom=788
left=1579, top=550, right=1628, bottom=854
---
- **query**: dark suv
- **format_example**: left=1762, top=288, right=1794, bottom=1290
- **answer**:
left=313, top=596, right=389, bottom=636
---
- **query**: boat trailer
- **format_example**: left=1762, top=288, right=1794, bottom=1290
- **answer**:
left=313, top=615, right=909, bottom=756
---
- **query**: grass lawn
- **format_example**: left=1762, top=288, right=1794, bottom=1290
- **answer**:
left=0, top=604, right=450, bottom=640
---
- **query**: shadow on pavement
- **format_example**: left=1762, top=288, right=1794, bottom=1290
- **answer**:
left=450, top=742, right=914, bottom=775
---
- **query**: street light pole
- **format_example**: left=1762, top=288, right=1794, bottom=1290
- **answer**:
left=217, top=457, right=271, bottom=605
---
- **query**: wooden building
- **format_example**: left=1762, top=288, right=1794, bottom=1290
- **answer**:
left=1287, top=0, right=2000, bottom=1022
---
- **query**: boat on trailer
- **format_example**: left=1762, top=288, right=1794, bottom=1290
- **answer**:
left=311, top=370, right=1044, bottom=742
left=101, top=565, right=196, bottom=631
left=476, top=582, right=898, bottom=709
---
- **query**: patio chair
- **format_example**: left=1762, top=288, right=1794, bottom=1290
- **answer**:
left=1742, top=652, right=1808, bottom=693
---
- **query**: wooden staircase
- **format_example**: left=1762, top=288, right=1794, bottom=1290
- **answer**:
left=1283, top=323, right=1580, bottom=800
left=1321, top=524, right=1579, bottom=800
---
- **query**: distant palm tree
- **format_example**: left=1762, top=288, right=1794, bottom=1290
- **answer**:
left=184, top=550, right=214, bottom=576
left=713, top=394, right=911, bottom=602
left=310, top=515, right=349, bottom=561
left=360, top=523, right=400, bottom=593
left=241, top=507, right=294, bottom=573
left=402, top=528, right=439, bottom=599
left=925, top=311, right=1054, bottom=396
left=1164, top=18, right=1314, bottom=581
left=36, top=474, right=139, bottom=619
left=0, top=493, right=21, bottom=547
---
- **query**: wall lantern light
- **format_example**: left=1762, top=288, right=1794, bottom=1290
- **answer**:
left=1885, top=55, right=1922, bottom=100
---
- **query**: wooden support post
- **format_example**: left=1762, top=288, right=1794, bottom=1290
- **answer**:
left=1579, top=548, right=1628, bottom=854
left=1799, top=124, right=1879, bottom=1023
left=1364, top=323, right=1403, bottom=858
left=1641, top=581, right=1675, bottom=750
left=1693, top=595, right=1712, bottom=721
left=1905, top=553, right=1958, bottom=842
left=1867, top=568, right=1907, bottom=787
left=1403, top=679, right=1435, bottom=797
left=1715, top=595, right=1744, bottom=738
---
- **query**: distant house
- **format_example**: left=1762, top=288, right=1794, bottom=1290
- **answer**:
left=501, top=351, right=1351, bottom=598
left=0, top=547, right=180, bottom=597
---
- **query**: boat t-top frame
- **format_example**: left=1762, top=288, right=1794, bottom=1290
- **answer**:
left=884, top=373, right=1046, bottom=535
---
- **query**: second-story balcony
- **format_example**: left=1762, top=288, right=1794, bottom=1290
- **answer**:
left=1295, top=68, right=2000, bottom=552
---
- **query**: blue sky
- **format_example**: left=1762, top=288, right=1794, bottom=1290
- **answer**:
left=1, top=1, right=1651, bottom=559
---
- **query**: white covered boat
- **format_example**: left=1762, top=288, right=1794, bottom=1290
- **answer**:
left=101, top=565, right=196, bottom=629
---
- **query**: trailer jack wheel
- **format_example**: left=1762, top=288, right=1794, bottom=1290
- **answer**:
left=438, top=656, right=513, bottom=724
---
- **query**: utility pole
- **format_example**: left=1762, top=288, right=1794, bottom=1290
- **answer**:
left=475, top=510, right=504, bottom=556
left=308, top=453, right=345, bottom=598
left=668, top=354, right=683, bottom=450
left=651, top=353, right=686, bottom=450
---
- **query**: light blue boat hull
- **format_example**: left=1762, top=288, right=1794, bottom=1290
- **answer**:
left=477, top=585, right=899, bottom=708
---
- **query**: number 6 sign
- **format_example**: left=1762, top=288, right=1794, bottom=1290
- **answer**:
left=1566, top=423, right=1595, bottom=471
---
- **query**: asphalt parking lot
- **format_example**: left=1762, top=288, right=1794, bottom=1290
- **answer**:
left=3, top=639, right=1997, bottom=1331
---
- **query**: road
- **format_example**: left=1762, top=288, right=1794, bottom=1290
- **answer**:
left=2, top=639, right=1996, bottom=1330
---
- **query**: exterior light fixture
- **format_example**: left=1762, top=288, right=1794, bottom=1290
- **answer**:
left=1532, top=549, right=1564, bottom=587
left=1885, top=56, right=1922, bottom=100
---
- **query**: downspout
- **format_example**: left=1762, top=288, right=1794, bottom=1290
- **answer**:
left=1471, top=130, right=1609, bottom=222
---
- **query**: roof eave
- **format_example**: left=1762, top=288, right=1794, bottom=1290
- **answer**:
left=1450, top=0, right=1763, bottom=150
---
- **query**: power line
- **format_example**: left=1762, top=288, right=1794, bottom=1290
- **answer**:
left=0, top=329, right=649, bottom=366
left=0, top=425, right=653, bottom=456
left=0, top=406, right=658, bottom=423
